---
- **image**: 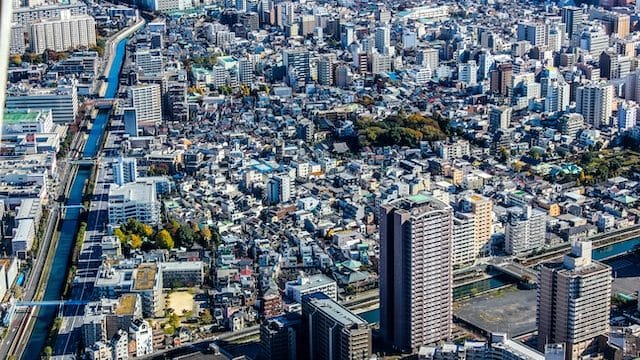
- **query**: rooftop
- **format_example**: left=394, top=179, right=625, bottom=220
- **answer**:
left=116, top=294, right=138, bottom=315
left=3, top=110, right=43, bottom=124
left=305, top=293, right=368, bottom=327
left=133, top=263, right=158, bottom=291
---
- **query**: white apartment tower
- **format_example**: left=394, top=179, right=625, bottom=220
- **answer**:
left=576, top=81, right=613, bottom=128
left=128, top=83, right=162, bottom=126
left=30, top=10, right=96, bottom=53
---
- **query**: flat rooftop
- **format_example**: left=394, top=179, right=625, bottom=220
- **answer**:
left=4, top=111, right=42, bottom=124
left=133, top=264, right=157, bottom=291
left=306, top=294, right=368, bottom=327
left=116, top=294, right=138, bottom=315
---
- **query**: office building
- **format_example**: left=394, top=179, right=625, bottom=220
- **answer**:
left=5, top=85, right=78, bottom=124
left=370, top=51, right=391, bottom=74
left=30, top=11, right=96, bottom=53
left=561, top=6, right=586, bottom=38
left=108, top=182, right=160, bottom=226
left=112, top=157, right=137, bottom=186
left=505, top=206, right=546, bottom=255
left=238, top=58, right=254, bottom=85
left=578, top=26, right=609, bottom=57
left=267, top=174, right=291, bottom=204
left=517, top=22, right=546, bottom=46
left=576, top=81, right=614, bottom=128
left=302, top=293, right=372, bottom=360
left=417, top=48, right=439, bottom=71
left=128, top=83, right=162, bottom=126
left=375, top=25, right=391, bottom=55
left=625, top=71, right=640, bottom=102
left=380, top=194, right=453, bottom=352
left=283, top=49, right=310, bottom=86
left=538, top=242, right=611, bottom=360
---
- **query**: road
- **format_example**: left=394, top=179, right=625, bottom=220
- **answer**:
left=54, top=161, right=111, bottom=356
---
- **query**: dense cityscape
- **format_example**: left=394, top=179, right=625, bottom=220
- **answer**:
left=0, top=0, right=639, bottom=359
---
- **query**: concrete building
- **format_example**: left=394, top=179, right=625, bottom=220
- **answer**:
left=123, top=108, right=139, bottom=137
left=112, top=157, right=137, bottom=186
left=452, top=213, right=475, bottom=267
left=557, top=113, right=584, bottom=138
left=489, top=106, right=512, bottom=133
left=461, top=194, right=494, bottom=257
left=267, top=174, right=291, bottom=204
left=30, top=11, right=96, bottom=53
left=108, top=182, right=160, bottom=226
left=159, top=261, right=204, bottom=288
left=128, top=84, right=162, bottom=126
left=2, top=109, right=53, bottom=135
left=537, top=242, right=611, bottom=360
left=12, top=218, right=35, bottom=259
left=132, top=263, right=164, bottom=318
left=302, top=292, right=372, bottom=360
left=576, top=81, right=613, bottom=128
left=505, top=206, right=546, bottom=255
left=260, top=313, right=301, bottom=360
left=380, top=194, right=453, bottom=352
left=134, top=49, right=163, bottom=76
left=617, top=101, right=638, bottom=131
left=285, top=272, right=337, bottom=303
left=5, top=85, right=78, bottom=124
left=129, top=318, right=153, bottom=356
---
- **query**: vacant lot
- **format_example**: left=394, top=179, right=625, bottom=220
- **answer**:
left=168, top=291, right=195, bottom=315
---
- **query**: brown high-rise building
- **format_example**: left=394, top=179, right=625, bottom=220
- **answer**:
left=380, top=194, right=453, bottom=352
left=490, top=63, right=513, bottom=96
left=537, top=242, right=611, bottom=360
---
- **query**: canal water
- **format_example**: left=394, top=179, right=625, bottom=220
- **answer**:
left=21, top=39, right=128, bottom=358
left=359, top=238, right=640, bottom=324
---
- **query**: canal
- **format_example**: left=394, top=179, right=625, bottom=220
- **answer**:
left=21, top=38, right=128, bottom=358
left=358, top=237, right=640, bottom=325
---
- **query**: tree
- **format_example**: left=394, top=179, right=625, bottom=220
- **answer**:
left=169, top=313, right=181, bottom=329
left=130, top=234, right=143, bottom=249
left=201, top=226, right=212, bottom=243
left=114, top=228, right=127, bottom=243
left=156, top=229, right=174, bottom=249
left=176, top=224, right=197, bottom=247
left=200, top=309, right=213, bottom=324
left=43, top=346, right=53, bottom=359
left=141, top=224, right=154, bottom=238
left=166, top=219, right=181, bottom=236
left=9, top=54, right=22, bottom=66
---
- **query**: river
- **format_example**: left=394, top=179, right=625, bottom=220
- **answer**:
left=21, top=38, right=128, bottom=358
left=358, top=237, right=640, bottom=324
